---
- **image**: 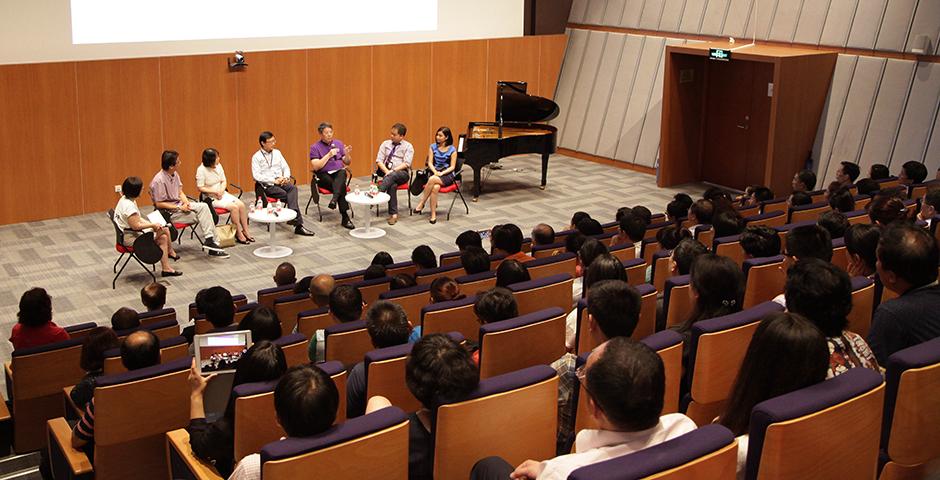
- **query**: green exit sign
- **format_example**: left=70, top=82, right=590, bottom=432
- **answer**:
left=709, top=48, right=732, bottom=61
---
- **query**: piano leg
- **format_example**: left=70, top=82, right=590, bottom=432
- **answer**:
left=472, top=166, right=483, bottom=201
left=540, top=152, right=549, bottom=190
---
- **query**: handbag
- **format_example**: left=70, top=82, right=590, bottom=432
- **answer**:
left=410, top=169, right=429, bottom=196
left=214, top=224, right=236, bottom=248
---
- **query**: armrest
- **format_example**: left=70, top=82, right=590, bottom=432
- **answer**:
left=62, top=387, right=82, bottom=421
left=229, top=183, right=244, bottom=198
left=5, top=362, right=12, bottom=401
left=166, top=429, right=224, bottom=480
left=47, top=417, right=93, bottom=477
left=0, top=397, right=9, bottom=422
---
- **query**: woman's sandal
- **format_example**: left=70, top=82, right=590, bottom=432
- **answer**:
left=413, top=207, right=423, bottom=215
left=168, top=253, right=181, bottom=261
left=429, top=217, right=437, bottom=224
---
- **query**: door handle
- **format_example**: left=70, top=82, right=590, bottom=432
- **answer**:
left=736, top=115, right=750, bottom=130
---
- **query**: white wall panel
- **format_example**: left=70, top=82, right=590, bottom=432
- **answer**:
left=678, top=0, right=709, bottom=33
left=584, top=0, right=610, bottom=25
left=857, top=59, right=916, bottom=173
left=820, top=0, right=858, bottom=47
left=874, top=0, right=917, bottom=52
left=578, top=34, right=627, bottom=153
left=824, top=57, right=886, bottom=183
left=700, top=0, right=732, bottom=36
left=621, top=0, right=647, bottom=28
left=891, top=62, right=940, bottom=168
left=615, top=36, right=666, bottom=163
left=640, top=0, right=667, bottom=30
left=722, top=0, right=754, bottom=39
left=659, top=0, right=689, bottom=32
left=635, top=37, right=683, bottom=167
left=743, top=0, right=777, bottom=40
left=550, top=29, right=590, bottom=134
left=603, top=0, right=629, bottom=25
left=561, top=31, right=609, bottom=149
left=793, top=0, right=831, bottom=45
left=814, top=55, right=858, bottom=180
left=845, top=0, right=887, bottom=50
left=768, top=0, right=804, bottom=43
left=923, top=106, right=940, bottom=174
left=569, top=0, right=590, bottom=22
left=597, top=35, right=646, bottom=158
left=906, top=0, right=940, bottom=55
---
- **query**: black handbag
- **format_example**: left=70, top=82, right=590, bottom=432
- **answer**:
left=410, top=169, right=429, bottom=196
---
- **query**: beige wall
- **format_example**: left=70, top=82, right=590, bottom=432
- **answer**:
left=0, top=0, right=524, bottom=65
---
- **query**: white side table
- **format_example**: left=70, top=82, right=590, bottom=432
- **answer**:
left=248, top=207, right=298, bottom=258
left=345, top=191, right=390, bottom=239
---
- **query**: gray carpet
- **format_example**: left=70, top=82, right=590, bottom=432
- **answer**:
left=0, top=153, right=706, bottom=371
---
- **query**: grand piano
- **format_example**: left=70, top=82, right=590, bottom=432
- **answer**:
left=459, top=81, right=560, bottom=199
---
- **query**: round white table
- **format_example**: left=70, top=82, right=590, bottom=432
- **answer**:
left=345, top=191, right=390, bottom=239
left=248, top=207, right=298, bottom=258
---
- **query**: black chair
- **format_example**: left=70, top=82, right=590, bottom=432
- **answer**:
left=254, top=176, right=296, bottom=207
left=441, top=155, right=469, bottom=221
left=108, top=209, right=162, bottom=289
left=198, top=183, right=243, bottom=225
left=305, top=167, right=354, bottom=221
left=371, top=169, right=413, bottom=217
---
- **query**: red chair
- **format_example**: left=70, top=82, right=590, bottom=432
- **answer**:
left=200, top=183, right=243, bottom=225
left=305, top=168, right=354, bottom=221
left=108, top=209, right=161, bottom=289
left=441, top=160, right=470, bottom=221
left=373, top=170, right=413, bottom=217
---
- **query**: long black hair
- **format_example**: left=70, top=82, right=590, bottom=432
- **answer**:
left=673, top=254, right=743, bottom=334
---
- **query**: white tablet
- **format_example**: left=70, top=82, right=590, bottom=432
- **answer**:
left=193, top=330, right=253, bottom=375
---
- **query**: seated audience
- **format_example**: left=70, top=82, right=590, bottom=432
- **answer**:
left=10, top=287, right=69, bottom=350
left=672, top=255, right=744, bottom=358
left=531, top=223, right=556, bottom=247
left=788, top=190, right=812, bottom=207
left=785, top=258, right=879, bottom=378
left=366, top=334, right=479, bottom=480
left=430, top=277, right=465, bottom=304
left=828, top=186, right=855, bottom=213
left=202, top=286, right=235, bottom=331
left=456, top=230, right=483, bottom=251
left=835, top=161, right=860, bottom=188
left=472, top=287, right=520, bottom=363
left=703, top=187, right=734, bottom=212
left=613, top=213, right=646, bottom=256
left=740, top=226, right=781, bottom=259
left=470, top=337, right=696, bottom=480
left=553, top=280, right=642, bottom=453
left=670, top=238, right=707, bottom=276
left=630, top=206, right=652, bottom=226
left=495, top=259, right=531, bottom=288
left=751, top=186, right=774, bottom=205
left=237, top=306, right=281, bottom=342
left=844, top=224, right=881, bottom=279
left=371, top=251, right=394, bottom=266
left=898, top=160, right=928, bottom=185
left=308, top=274, right=335, bottom=308
left=460, top=246, right=491, bottom=275
left=491, top=224, right=534, bottom=263
left=773, top=224, right=833, bottom=307
left=686, top=199, right=714, bottom=236
left=916, top=189, right=939, bottom=226
left=390, top=273, right=418, bottom=290
left=576, top=218, right=604, bottom=236
left=855, top=177, right=880, bottom=196
left=869, top=163, right=890, bottom=180
left=718, top=312, right=829, bottom=477
left=346, top=301, right=414, bottom=418
left=187, top=341, right=287, bottom=477
left=673, top=193, right=694, bottom=214
left=70, top=327, right=121, bottom=411
left=615, top=207, right=631, bottom=222
left=567, top=254, right=629, bottom=349
left=140, top=282, right=167, bottom=312
left=229, top=364, right=339, bottom=480
left=657, top=225, right=690, bottom=251
left=363, top=264, right=387, bottom=280
left=565, top=232, right=587, bottom=255
left=308, top=285, right=364, bottom=362
left=572, top=238, right=610, bottom=302
left=665, top=199, right=687, bottom=223
left=412, top=245, right=437, bottom=270
left=110, top=307, right=140, bottom=331
left=867, top=194, right=908, bottom=225
left=71, top=330, right=161, bottom=451
left=293, top=276, right=312, bottom=295
left=273, top=262, right=296, bottom=287
left=869, top=223, right=940, bottom=363
left=712, top=209, right=744, bottom=238
left=817, top=210, right=849, bottom=239
left=791, top=169, right=817, bottom=193
left=568, top=212, right=591, bottom=231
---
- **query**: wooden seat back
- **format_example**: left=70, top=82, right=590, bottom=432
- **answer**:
left=324, top=321, right=372, bottom=369
left=296, top=307, right=334, bottom=338
left=509, top=274, right=574, bottom=316
left=379, top=286, right=431, bottom=328
left=664, top=276, right=693, bottom=329
left=102, top=339, right=189, bottom=374
left=420, top=296, right=479, bottom=339
left=526, top=254, right=577, bottom=280
left=848, top=278, right=876, bottom=339
left=478, top=308, right=566, bottom=379
left=274, top=294, right=315, bottom=336
left=623, top=259, right=647, bottom=286
left=257, top=285, right=296, bottom=309
left=742, top=256, right=786, bottom=308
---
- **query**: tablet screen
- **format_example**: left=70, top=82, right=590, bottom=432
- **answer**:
left=194, top=330, right=252, bottom=375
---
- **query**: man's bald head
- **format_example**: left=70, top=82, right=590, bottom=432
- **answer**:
left=121, top=330, right=160, bottom=371
left=274, top=262, right=297, bottom=286
left=531, top=223, right=556, bottom=246
left=309, top=274, right=336, bottom=305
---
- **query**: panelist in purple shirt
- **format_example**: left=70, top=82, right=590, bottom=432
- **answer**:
left=373, top=123, right=414, bottom=225
left=309, top=122, right=355, bottom=229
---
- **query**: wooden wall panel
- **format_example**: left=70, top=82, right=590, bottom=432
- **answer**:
left=538, top=34, right=569, bottom=99
left=430, top=40, right=487, bottom=152
left=160, top=54, right=238, bottom=198
left=76, top=58, right=163, bottom=213
left=0, top=62, right=83, bottom=224
left=486, top=37, right=542, bottom=120
left=307, top=46, right=373, bottom=178
left=372, top=43, right=432, bottom=169
left=236, top=50, right=308, bottom=188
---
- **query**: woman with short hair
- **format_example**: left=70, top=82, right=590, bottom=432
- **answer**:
left=196, top=148, right=253, bottom=243
left=114, top=176, right=180, bottom=276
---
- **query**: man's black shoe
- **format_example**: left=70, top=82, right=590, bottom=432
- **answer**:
left=286, top=219, right=300, bottom=227
left=295, top=226, right=315, bottom=236
left=202, top=239, right=225, bottom=253
left=328, top=200, right=337, bottom=210
left=342, top=219, right=355, bottom=230
left=208, top=249, right=230, bottom=258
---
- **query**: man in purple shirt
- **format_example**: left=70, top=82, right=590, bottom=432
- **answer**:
left=309, top=122, right=354, bottom=230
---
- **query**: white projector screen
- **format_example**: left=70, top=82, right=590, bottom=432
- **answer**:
left=70, top=0, right=438, bottom=44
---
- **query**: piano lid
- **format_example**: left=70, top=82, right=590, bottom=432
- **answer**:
left=495, top=81, right=560, bottom=124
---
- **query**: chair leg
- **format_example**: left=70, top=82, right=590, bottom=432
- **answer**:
left=131, top=255, right=157, bottom=283
left=113, top=252, right=126, bottom=273
left=112, top=255, right=134, bottom=289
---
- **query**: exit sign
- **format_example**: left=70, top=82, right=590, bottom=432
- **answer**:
left=709, top=48, right=732, bottom=61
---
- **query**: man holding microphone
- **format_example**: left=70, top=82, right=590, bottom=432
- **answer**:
left=309, top=122, right=355, bottom=230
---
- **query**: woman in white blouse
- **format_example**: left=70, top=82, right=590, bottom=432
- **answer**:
left=196, top=148, right=253, bottom=244
left=114, top=176, right=180, bottom=276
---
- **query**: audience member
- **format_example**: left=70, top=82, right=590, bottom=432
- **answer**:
left=855, top=178, right=880, bottom=196
left=363, top=264, right=387, bottom=280
left=531, top=223, right=556, bottom=247
left=575, top=238, right=610, bottom=294
left=686, top=199, right=714, bottom=235
left=456, top=230, right=483, bottom=251
left=898, top=160, right=928, bottom=185
left=568, top=254, right=629, bottom=349
left=576, top=217, right=604, bottom=236
left=273, top=262, right=296, bottom=287
left=202, top=286, right=235, bottom=330
left=828, top=187, right=855, bottom=213
left=916, top=189, right=939, bottom=225
left=869, top=163, right=890, bottom=180
left=110, top=307, right=140, bottom=332
left=412, top=245, right=437, bottom=269
left=712, top=209, right=744, bottom=238
left=10, top=287, right=69, bottom=350
left=371, top=251, right=394, bottom=266
left=615, top=206, right=632, bottom=222
left=460, top=246, right=491, bottom=275
left=229, top=364, right=339, bottom=480
left=656, top=225, right=690, bottom=251
left=188, top=341, right=287, bottom=477
left=751, top=186, right=774, bottom=204
left=471, top=337, right=695, bottom=480
left=565, top=232, right=587, bottom=255
left=308, top=285, right=364, bottom=362
left=390, top=273, right=418, bottom=290
left=140, top=283, right=167, bottom=312
left=72, top=331, right=160, bottom=451
left=672, top=255, right=744, bottom=354
left=666, top=200, right=687, bottom=223
left=70, top=327, right=120, bottom=411
left=614, top=213, right=646, bottom=255
left=293, top=275, right=312, bottom=295
left=785, top=258, right=879, bottom=378
left=673, top=193, right=693, bottom=213
left=491, top=224, right=534, bottom=263
left=817, top=210, right=849, bottom=239
left=788, top=191, right=812, bottom=207
left=630, top=206, right=652, bottom=226
left=474, top=287, right=518, bottom=327
left=568, top=212, right=591, bottom=231
left=670, top=238, right=707, bottom=277
left=784, top=224, right=833, bottom=265
left=346, top=301, right=414, bottom=418
left=718, top=312, right=829, bottom=476
left=867, top=194, right=908, bottom=225
left=430, top=277, right=465, bottom=304
left=495, top=259, right=531, bottom=288
left=308, top=274, right=335, bottom=308
left=869, top=224, right=940, bottom=363
left=792, top=169, right=817, bottom=192
left=835, top=161, right=860, bottom=187
left=237, top=306, right=281, bottom=342
left=844, top=224, right=881, bottom=278
left=740, top=226, right=781, bottom=259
